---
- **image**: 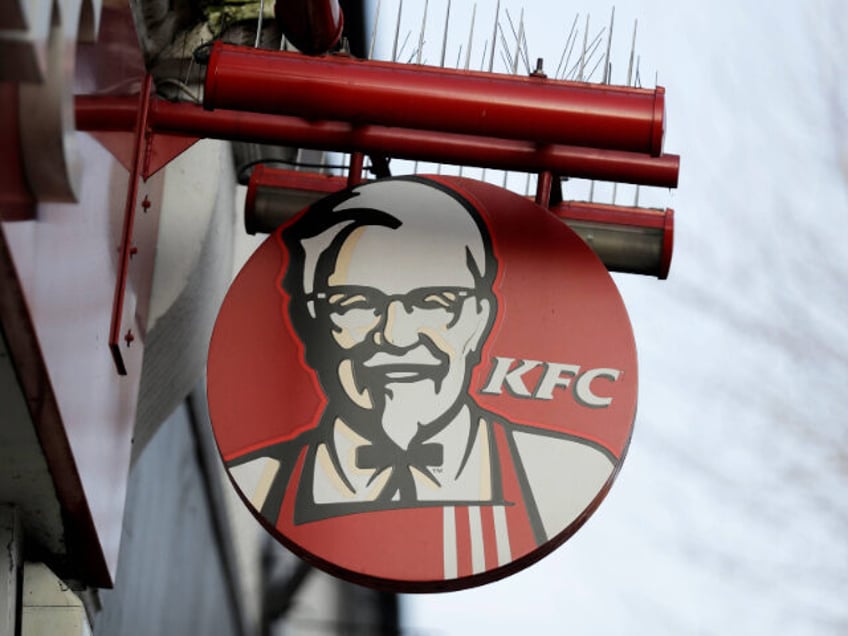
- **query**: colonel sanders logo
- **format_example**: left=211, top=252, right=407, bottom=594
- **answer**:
left=208, top=176, right=637, bottom=591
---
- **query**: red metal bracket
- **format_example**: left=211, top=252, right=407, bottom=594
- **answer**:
left=144, top=133, right=200, bottom=179
left=535, top=171, right=553, bottom=208
left=347, top=151, right=365, bottom=187
left=108, top=74, right=152, bottom=375
left=89, top=76, right=199, bottom=375
left=80, top=98, right=200, bottom=181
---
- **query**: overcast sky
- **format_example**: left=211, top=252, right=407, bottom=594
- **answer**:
left=358, top=1, right=848, bottom=633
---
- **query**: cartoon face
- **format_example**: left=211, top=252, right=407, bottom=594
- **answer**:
left=316, top=224, right=491, bottom=448
left=289, top=179, right=496, bottom=450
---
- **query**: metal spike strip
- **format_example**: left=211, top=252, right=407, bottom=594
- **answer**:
left=364, top=2, right=656, bottom=208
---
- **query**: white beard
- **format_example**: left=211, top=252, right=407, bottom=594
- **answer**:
left=378, top=371, right=467, bottom=449
left=379, top=382, right=429, bottom=450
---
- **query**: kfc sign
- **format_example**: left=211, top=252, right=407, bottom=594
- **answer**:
left=207, top=176, right=637, bottom=591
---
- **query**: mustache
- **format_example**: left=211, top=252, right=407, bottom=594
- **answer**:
left=358, top=338, right=451, bottom=393
left=363, top=345, right=442, bottom=368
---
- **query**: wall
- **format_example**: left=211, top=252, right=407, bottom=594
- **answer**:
left=94, top=396, right=253, bottom=635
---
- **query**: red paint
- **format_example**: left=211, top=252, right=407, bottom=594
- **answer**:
left=535, top=170, right=553, bottom=207
left=144, top=134, right=200, bottom=179
left=246, top=165, right=344, bottom=200
left=204, top=43, right=666, bottom=155
left=109, top=75, right=152, bottom=376
left=493, top=423, right=538, bottom=559
left=273, top=451, right=447, bottom=585
left=347, top=151, right=365, bottom=186
left=76, top=95, right=679, bottom=187
left=480, top=505, right=498, bottom=571
left=455, top=508, right=472, bottom=578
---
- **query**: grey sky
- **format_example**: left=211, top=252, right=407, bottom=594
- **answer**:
left=362, top=1, right=848, bottom=633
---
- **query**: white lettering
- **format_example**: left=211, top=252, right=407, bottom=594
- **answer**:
left=480, top=357, right=542, bottom=397
left=573, top=368, right=621, bottom=408
left=534, top=363, right=581, bottom=400
left=480, top=357, right=622, bottom=408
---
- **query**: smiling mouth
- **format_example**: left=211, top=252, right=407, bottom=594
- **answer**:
left=373, top=364, right=439, bottom=382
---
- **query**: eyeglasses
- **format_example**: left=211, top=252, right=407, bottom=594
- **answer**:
left=306, top=286, right=475, bottom=321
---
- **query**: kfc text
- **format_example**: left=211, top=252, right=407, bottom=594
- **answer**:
left=481, top=356, right=622, bottom=407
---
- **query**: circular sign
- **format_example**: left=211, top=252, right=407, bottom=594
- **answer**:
left=208, top=176, right=637, bottom=591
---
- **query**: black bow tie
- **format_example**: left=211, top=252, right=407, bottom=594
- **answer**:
left=355, top=441, right=443, bottom=471
left=355, top=440, right=444, bottom=502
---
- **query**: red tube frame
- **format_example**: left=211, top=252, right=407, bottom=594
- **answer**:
left=204, top=42, right=666, bottom=156
left=243, top=166, right=675, bottom=229
left=75, top=95, right=679, bottom=187
left=242, top=166, right=674, bottom=278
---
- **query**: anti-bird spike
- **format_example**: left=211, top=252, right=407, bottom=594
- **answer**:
left=464, top=3, right=476, bottom=70
left=440, top=0, right=451, bottom=68
left=350, top=1, right=665, bottom=214
left=369, top=0, right=381, bottom=60
left=603, top=7, right=615, bottom=84
left=392, top=0, right=403, bottom=62
left=416, top=0, right=428, bottom=65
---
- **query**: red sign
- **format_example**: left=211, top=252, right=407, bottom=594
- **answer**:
left=208, top=176, right=637, bottom=591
